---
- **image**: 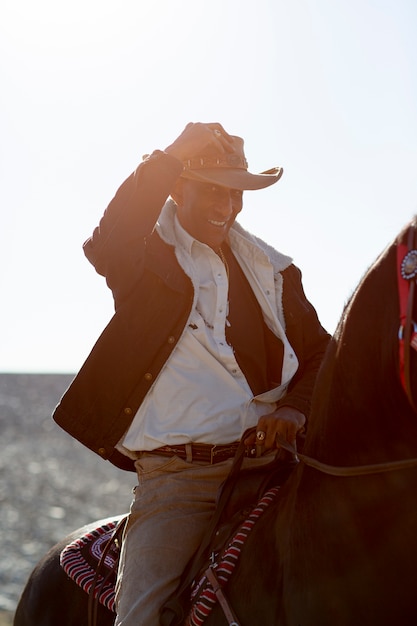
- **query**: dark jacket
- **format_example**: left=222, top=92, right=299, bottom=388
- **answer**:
left=53, top=151, right=331, bottom=471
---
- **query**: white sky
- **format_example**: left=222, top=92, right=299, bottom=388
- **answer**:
left=1, top=0, right=416, bottom=373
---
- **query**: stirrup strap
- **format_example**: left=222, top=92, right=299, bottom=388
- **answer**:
left=205, top=566, right=241, bottom=626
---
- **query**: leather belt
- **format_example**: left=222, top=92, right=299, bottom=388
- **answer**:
left=141, top=442, right=246, bottom=464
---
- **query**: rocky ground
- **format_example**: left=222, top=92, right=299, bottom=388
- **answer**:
left=1, top=373, right=137, bottom=624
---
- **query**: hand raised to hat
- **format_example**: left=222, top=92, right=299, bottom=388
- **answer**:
left=244, top=406, right=306, bottom=451
left=165, top=122, right=235, bottom=162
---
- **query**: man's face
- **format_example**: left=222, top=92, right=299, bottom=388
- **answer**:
left=174, top=179, right=243, bottom=250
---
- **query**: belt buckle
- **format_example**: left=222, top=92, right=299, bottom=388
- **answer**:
left=210, top=444, right=237, bottom=464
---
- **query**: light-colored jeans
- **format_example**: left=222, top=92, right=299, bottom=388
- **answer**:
left=115, top=453, right=270, bottom=626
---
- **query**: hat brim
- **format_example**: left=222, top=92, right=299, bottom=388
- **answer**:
left=180, top=166, right=283, bottom=191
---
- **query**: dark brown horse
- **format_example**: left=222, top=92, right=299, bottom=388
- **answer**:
left=14, top=219, right=417, bottom=626
left=205, top=217, right=417, bottom=625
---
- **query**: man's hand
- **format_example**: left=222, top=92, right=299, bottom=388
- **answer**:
left=165, top=122, right=234, bottom=162
left=244, top=406, right=306, bottom=451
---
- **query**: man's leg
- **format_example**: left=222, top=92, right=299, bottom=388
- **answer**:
left=114, top=455, right=233, bottom=626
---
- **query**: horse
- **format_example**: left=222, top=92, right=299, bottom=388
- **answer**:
left=14, top=218, right=417, bottom=626
left=204, top=217, right=417, bottom=625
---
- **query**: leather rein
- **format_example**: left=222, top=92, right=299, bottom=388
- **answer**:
left=276, top=437, right=417, bottom=477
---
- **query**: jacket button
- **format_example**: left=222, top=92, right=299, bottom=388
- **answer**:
left=124, top=407, right=133, bottom=415
left=167, top=336, right=175, bottom=344
left=98, top=447, right=107, bottom=458
left=144, top=372, right=153, bottom=381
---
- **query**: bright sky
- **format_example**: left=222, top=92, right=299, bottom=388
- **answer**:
left=1, top=0, right=416, bottom=373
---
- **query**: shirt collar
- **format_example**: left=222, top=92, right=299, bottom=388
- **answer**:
left=174, top=213, right=225, bottom=259
left=174, top=214, right=195, bottom=255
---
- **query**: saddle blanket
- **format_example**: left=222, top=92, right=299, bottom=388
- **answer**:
left=186, top=486, right=280, bottom=626
left=60, top=487, right=280, bottom=621
left=60, top=517, right=122, bottom=612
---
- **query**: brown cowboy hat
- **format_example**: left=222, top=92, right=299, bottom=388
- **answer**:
left=180, top=133, right=283, bottom=191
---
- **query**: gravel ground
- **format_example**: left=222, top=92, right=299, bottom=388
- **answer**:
left=0, top=373, right=137, bottom=622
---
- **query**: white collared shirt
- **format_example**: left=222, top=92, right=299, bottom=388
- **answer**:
left=119, top=214, right=298, bottom=455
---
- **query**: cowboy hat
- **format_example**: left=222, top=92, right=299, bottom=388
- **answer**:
left=180, top=134, right=283, bottom=191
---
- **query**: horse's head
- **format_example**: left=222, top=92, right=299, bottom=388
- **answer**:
left=307, top=217, right=417, bottom=464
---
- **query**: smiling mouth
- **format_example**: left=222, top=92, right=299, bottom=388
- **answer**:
left=208, top=219, right=228, bottom=227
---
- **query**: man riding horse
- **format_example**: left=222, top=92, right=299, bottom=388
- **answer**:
left=53, top=122, right=330, bottom=625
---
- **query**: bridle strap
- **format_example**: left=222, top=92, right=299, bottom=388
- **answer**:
left=397, top=223, right=417, bottom=411
left=276, top=436, right=417, bottom=477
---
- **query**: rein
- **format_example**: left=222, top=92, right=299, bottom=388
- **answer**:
left=276, top=436, right=417, bottom=476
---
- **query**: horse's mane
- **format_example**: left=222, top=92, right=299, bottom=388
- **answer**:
left=304, top=221, right=417, bottom=466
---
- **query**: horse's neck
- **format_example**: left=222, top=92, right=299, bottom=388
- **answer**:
left=306, top=326, right=417, bottom=467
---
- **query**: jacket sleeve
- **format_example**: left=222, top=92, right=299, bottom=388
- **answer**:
left=277, top=264, right=331, bottom=421
left=82, top=150, right=184, bottom=305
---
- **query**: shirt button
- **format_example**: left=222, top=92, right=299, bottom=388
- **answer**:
left=124, top=407, right=133, bottom=415
left=144, top=372, right=153, bottom=381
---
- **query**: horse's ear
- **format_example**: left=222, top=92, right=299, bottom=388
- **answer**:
left=398, top=217, right=417, bottom=246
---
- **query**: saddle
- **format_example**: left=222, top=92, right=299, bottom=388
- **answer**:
left=60, top=430, right=297, bottom=625
left=161, top=429, right=298, bottom=625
